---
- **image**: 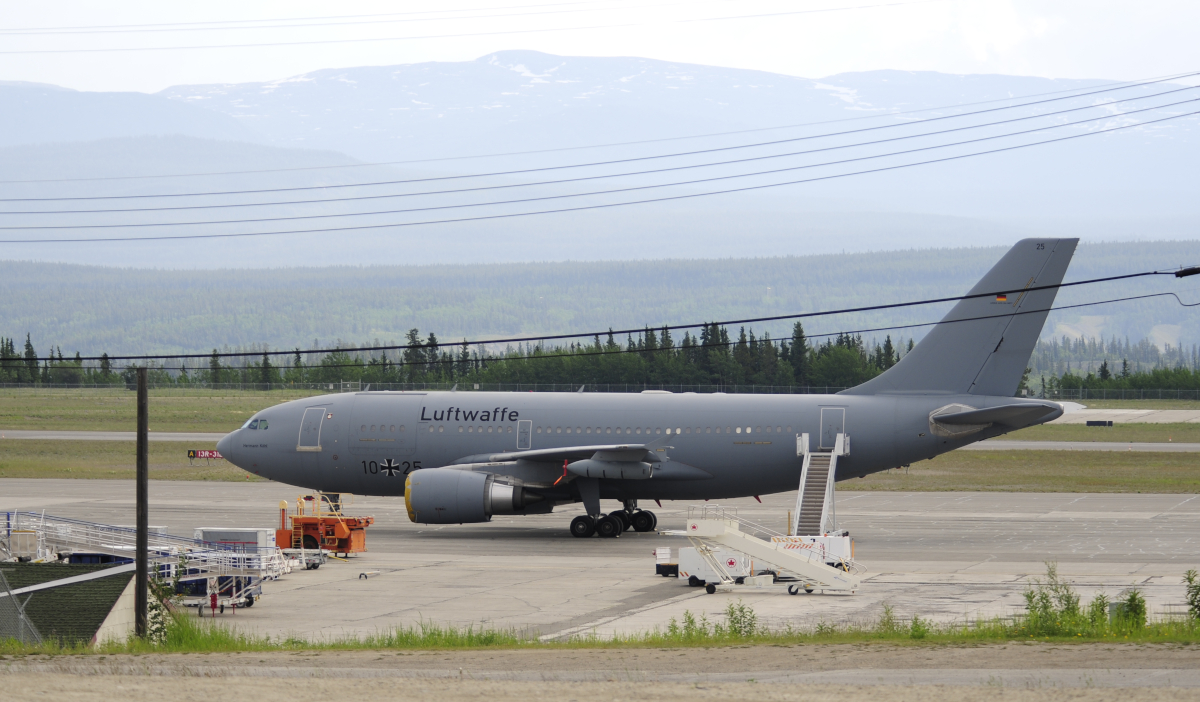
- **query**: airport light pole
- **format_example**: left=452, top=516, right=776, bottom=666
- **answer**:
left=135, top=366, right=148, bottom=639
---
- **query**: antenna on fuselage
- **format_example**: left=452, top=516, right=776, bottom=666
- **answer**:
left=577, top=385, right=586, bottom=393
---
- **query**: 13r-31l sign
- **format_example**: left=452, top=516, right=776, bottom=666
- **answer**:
left=187, top=449, right=223, bottom=465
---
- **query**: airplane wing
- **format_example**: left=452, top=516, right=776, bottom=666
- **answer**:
left=451, top=440, right=668, bottom=465
left=448, top=439, right=713, bottom=480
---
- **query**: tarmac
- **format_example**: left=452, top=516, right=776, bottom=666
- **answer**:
left=2, top=480, right=1196, bottom=642
left=4, top=479, right=1199, bottom=692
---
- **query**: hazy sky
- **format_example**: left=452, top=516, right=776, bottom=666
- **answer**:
left=2, top=0, right=1195, bottom=93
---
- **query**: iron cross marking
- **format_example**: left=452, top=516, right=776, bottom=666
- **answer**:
left=380, top=459, right=402, bottom=477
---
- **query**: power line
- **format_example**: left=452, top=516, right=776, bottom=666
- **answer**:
left=8, top=72, right=1195, bottom=202
left=5, top=107, right=1196, bottom=245
left=28, top=267, right=1190, bottom=363
left=0, top=0, right=718, bottom=36
left=6, top=98, right=1196, bottom=234
left=99, top=290, right=1200, bottom=372
left=11, top=83, right=1196, bottom=217
left=6, top=70, right=1193, bottom=186
left=0, top=0, right=962, bottom=55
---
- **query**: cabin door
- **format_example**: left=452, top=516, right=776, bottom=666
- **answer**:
left=819, top=407, right=845, bottom=450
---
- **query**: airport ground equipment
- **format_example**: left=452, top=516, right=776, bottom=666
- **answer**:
left=677, top=545, right=751, bottom=586
left=1, top=511, right=289, bottom=610
left=276, top=493, right=373, bottom=556
left=667, top=504, right=862, bottom=594
left=792, top=432, right=847, bottom=537
left=654, top=547, right=678, bottom=577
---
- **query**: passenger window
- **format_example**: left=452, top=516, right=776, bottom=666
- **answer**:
left=556, top=427, right=562, bottom=434
left=438, top=426, right=444, bottom=432
left=468, top=426, right=473, bottom=433
left=656, top=428, right=662, bottom=435
left=371, top=425, right=376, bottom=432
left=576, top=427, right=582, bottom=433
left=459, top=426, right=464, bottom=432
left=746, top=427, right=751, bottom=433
left=390, top=425, right=395, bottom=432
left=360, top=425, right=367, bottom=432
left=537, top=427, right=542, bottom=433
left=776, top=426, right=782, bottom=433
left=755, top=426, right=760, bottom=433
left=399, top=425, right=405, bottom=432
left=606, top=428, right=612, bottom=434
left=715, top=428, right=720, bottom=434
left=736, top=427, right=742, bottom=434
left=566, top=428, right=572, bottom=434
left=635, top=428, right=641, bottom=434
left=428, top=425, right=435, bottom=432
left=665, top=428, right=671, bottom=435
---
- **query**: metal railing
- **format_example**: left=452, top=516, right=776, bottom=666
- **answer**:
left=2, top=512, right=287, bottom=581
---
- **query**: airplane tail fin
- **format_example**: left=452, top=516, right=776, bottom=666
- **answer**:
left=842, top=238, right=1078, bottom=397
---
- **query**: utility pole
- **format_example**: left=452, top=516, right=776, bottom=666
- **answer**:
left=135, top=367, right=148, bottom=638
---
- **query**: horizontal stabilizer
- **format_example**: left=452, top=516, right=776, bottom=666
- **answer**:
left=936, top=403, right=1062, bottom=427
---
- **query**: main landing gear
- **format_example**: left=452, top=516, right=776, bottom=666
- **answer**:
left=570, top=500, right=658, bottom=538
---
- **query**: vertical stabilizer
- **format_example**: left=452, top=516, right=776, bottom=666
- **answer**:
left=843, top=238, right=1078, bottom=396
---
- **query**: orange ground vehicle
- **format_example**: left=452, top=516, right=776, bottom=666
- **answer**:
left=276, top=493, right=373, bottom=556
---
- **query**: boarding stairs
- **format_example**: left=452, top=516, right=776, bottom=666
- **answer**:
left=680, top=505, right=862, bottom=592
left=791, top=432, right=848, bottom=537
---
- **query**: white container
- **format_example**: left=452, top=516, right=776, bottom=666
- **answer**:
left=677, top=546, right=750, bottom=583
left=194, top=527, right=276, bottom=550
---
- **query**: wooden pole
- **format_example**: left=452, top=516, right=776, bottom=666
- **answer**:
left=135, top=367, right=148, bottom=639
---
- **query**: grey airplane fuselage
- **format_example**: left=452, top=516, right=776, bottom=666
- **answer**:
left=218, top=389, right=1053, bottom=501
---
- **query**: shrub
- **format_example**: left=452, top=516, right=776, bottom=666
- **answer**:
left=1185, top=570, right=1200, bottom=620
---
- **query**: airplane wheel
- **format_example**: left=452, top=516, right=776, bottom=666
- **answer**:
left=612, top=511, right=631, bottom=532
left=631, top=510, right=656, bottom=533
left=596, top=515, right=622, bottom=538
left=705, top=583, right=717, bottom=594
left=570, top=515, right=596, bottom=538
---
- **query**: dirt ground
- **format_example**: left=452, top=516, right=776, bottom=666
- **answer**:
left=6, top=677, right=1200, bottom=702
left=3, top=643, right=1200, bottom=700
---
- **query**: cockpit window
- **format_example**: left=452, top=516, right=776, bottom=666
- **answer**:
left=258, top=420, right=268, bottom=430
left=247, top=419, right=259, bottom=430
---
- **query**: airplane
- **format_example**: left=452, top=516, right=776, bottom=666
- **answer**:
left=217, top=238, right=1077, bottom=537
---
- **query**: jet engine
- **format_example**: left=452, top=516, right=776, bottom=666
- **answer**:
left=404, top=468, right=543, bottom=524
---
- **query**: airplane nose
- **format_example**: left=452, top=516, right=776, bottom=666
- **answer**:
left=216, top=431, right=236, bottom=462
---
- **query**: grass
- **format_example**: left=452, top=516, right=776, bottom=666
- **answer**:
left=1001, top=423, right=1200, bottom=443
left=4, top=568, right=1199, bottom=655
left=1, top=441, right=1195, bottom=491
left=853, top=450, right=1200, bottom=493
left=0, top=440, right=264, bottom=481
left=1070, top=399, right=1200, bottom=410
left=0, top=387, right=324, bottom=433
left=2, top=388, right=1198, bottom=434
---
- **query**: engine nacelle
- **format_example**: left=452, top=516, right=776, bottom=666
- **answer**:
left=404, top=468, right=543, bottom=524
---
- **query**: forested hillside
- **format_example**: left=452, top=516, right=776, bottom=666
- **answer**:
left=2, top=240, right=1197, bottom=358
